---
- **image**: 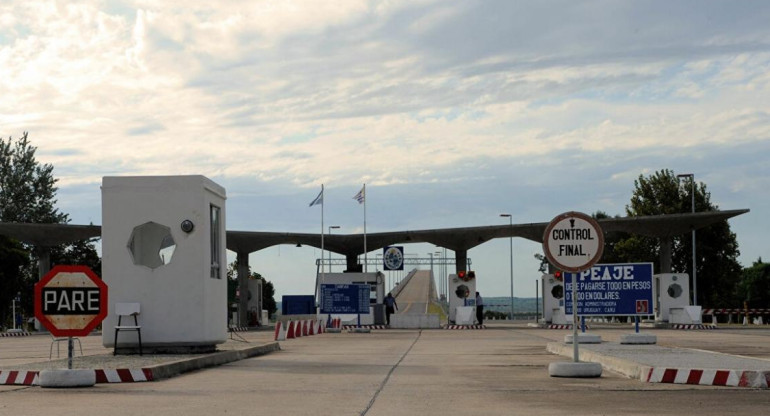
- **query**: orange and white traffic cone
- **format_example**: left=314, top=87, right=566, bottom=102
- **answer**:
left=294, top=320, right=303, bottom=338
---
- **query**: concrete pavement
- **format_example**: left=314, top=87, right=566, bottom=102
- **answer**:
left=1, top=325, right=769, bottom=415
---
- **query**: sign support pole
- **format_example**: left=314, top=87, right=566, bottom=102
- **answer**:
left=12, top=298, right=17, bottom=330
left=68, top=337, right=74, bottom=370
left=543, top=211, right=604, bottom=378
left=572, top=271, right=579, bottom=362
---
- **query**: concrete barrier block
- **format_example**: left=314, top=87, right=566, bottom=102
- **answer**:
left=39, top=369, right=96, bottom=388
left=620, top=333, right=657, bottom=344
left=564, top=334, right=601, bottom=344
left=548, top=362, right=602, bottom=378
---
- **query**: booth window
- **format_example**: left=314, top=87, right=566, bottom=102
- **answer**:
left=128, top=222, right=176, bottom=269
left=210, top=204, right=221, bottom=279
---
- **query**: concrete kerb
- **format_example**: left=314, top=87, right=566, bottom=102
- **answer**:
left=547, top=342, right=647, bottom=380
left=1, top=342, right=281, bottom=386
left=149, top=342, right=281, bottom=381
left=546, top=342, right=770, bottom=388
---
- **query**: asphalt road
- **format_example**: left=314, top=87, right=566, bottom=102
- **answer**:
left=394, top=270, right=435, bottom=315
left=2, top=326, right=768, bottom=416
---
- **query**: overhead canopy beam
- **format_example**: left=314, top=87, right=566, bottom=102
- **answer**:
left=0, top=209, right=750, bottom=260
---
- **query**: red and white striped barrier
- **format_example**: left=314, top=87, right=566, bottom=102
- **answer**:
left=278, top=319, right=329, bottom=341
left=645, top=367, right=770, bottom=388
left=444, top=325, right=487, bottom=330
left=95, top=368, right=153, bottom=383
left=702, top=308, right=770, bottom=315
left=228, top=326, right=249, bottom=333
left=1, top=332, right=31, bottom=337
left=343, top=325, right=387, bottom=330
left=274, top=321, right=289, bottom=341
left=671, top=324, right=717, bottom=330
left=1, top=369, right=154, bottom=386
left=0, top=370, right=39, bottom=385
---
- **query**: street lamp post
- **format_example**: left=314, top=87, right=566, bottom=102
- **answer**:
left=500, top=214, right=514, bottom=320
left=435, top=251, right=442, bottom=299
left=328, top=225, right=340, bottom=274
left=429, top=252, right=434, bottom=287
left=677, top=173, right=697, bottom=305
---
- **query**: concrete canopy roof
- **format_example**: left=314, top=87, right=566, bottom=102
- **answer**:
left=0, top=209, right=748, bottom=256
left=0, top=223, right=102, bottom=247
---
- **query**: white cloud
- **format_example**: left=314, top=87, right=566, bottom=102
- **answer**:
left=2, top=1, right=770, bottom=296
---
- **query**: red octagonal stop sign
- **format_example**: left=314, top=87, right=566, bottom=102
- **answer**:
left=34, top=265, right=108, bottom=337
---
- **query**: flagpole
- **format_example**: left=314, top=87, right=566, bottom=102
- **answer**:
left=321, top=184, right=325, bottom=281
left=363, top=183, right=367, bottom=273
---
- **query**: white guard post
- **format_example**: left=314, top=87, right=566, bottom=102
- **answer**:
left=101, top=176, right=227, bottom=353
left=653, top=273, right=700, bottom=324
left=448, top=273, right=476, bottom=324
left=541, top=274, right=568, bottom=324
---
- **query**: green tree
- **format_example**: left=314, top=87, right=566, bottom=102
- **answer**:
left=0, top=133, right=100, bottom=326
left=0, top=132, right=68, bottom=224
left=592, top=211, right=631, bottom=264
left=610, top=169, right=742, bottom=307
left=49, top=237, right=103, bottom=277
left=0, top=235, right=30, bottom=328
left=737, top=258, right=770, bottom=307
left=262, top=279, right=277, bottom=319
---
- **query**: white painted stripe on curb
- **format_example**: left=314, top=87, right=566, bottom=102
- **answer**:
left=700, top=369, right=716, bottom=385
left=104, top=370, right=122, bottom=383
left=674, top=369, right=689, bottom=384
left=130, top=369, right=147, bottom=381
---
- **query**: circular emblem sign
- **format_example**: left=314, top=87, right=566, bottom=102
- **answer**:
left=383, top=246, right=404, bottom=271
left=542, top=211, right=604, bottom=273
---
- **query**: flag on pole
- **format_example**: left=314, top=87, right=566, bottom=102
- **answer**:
left=309, top=188, right=323, bottom=207
left=353, top=186, right=365, bottom=204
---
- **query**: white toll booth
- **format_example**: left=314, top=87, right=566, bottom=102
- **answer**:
left=654, top=273, right=701, bottom=324
left=448, top=273, right=476, bottom=324
left=101, top=176, right=228, bottom=352
left=317, top=272, right=385, bottom=325
left=541, top=274, right=568, bottom=324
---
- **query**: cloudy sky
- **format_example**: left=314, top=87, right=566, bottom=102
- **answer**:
left=2, top=0, right=768, bottom=301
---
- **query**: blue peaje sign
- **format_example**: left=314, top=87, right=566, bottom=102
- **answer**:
left=564, top=263, right=653, bottom=316
left=320, top=284, right=371, bottom=314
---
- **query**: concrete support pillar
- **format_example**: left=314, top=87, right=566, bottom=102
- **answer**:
left=455, top=250, right=468, bottom=274
left=346, top=254, right=361, bottom=272
left=237, top=251, right=250, bottom=327
left=37, top=247, right=51, bottom=281
left=659, top=237, right=672, bottom=273
left=35, top=247, right=51, bottom=331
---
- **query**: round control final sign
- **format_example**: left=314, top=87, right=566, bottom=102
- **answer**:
left=34, top=265, right=108, bottom=337
left=543, top=211, right=604, bottom=273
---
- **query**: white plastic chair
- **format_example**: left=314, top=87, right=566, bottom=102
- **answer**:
left=113, top=302, right=142, bottom=355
